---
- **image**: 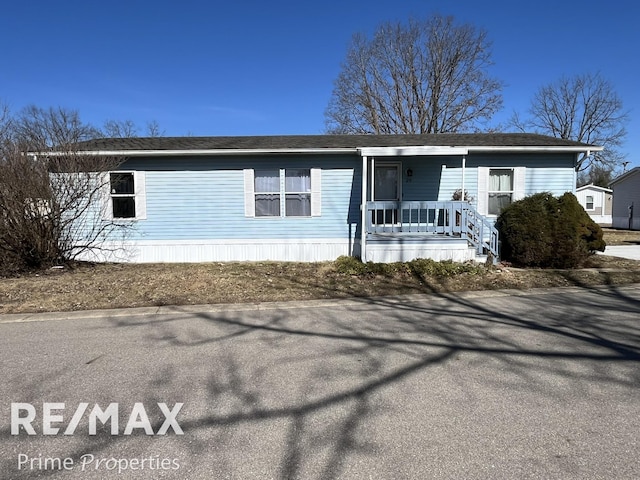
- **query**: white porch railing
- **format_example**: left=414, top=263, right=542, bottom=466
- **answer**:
left=365, top=201, right=499, bottom=261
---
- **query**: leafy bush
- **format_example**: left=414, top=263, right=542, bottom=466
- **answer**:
left=495, top=192, right=605, bottom=268
left=407, top=258, right=484, bottom=277
left=332, top=255, right=485, bottom=277
left=333, top=255, right=370, bottom=275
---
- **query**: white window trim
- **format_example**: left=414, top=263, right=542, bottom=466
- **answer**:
left=244, top=168, right=321, bottom=218
left=477, top=166, right=525, bottom=217
left=103, top=171, right=147, bottom=221
left=585, top=195, right=595, bottom=211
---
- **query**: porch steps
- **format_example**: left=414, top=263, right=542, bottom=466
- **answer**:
left=366, top=233, right=484, bottom=263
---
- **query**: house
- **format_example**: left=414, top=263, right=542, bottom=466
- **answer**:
left=575, top=184, right=613, bottom=226
left=65, top=133, right=601, bottom=264
left=610, top=167, right=640, bottom=230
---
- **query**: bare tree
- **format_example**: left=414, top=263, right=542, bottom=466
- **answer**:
left=510, top=73, right=628, bottom=173
left=12, top=105, right=101, bottom=149
left=0, top=106, right=127, bottom=272
left=102, top=119, right=164, bottom=138
left=0, top=101, right=11, bottom=141
left=145, top=119, right=164, bottom=137
left=103, top=119, right=139, bottom=138
left=576, top=163, right=615, bottom=188
left=325, top=14, right=503, bottom=134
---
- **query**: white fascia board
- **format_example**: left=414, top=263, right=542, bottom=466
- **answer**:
left=358, top=145, right=602, bottom=156
left=39, top=148, right=358, bottom=157
left=359, top=146, right=469, bottom=156
left=467, top=145, right=604, bottom=153
left=576, top=184, right=613, bottom=193
left=31, top=144, right=602, bottom=158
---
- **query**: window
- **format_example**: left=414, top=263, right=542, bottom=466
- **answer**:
left=107, top=171, right=146, bottom=220
left=25, top=198, right=51, bottom=218
left=245, top=168, right=320, bottom=218
left=110, top=173, right=136, bottom=218
left=285, top=169, right=311, bottom=216
left=254, top=169, right=281, bottom=216
left=488, top=169, right=514, bottom=215
left=586, top=195, right=594, bottom=210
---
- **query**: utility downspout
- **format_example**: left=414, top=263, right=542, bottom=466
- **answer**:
left=361, top=155, right=368, bottom=261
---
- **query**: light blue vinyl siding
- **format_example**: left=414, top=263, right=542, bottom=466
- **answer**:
left=467, top=153, right=576, bottom=197
left=401, top=156, right=463, bottom=201
left=109, top=152, right=575, bottom=243
left=393, top=153, right=575, bottom=205
left=116, top=155, right=360, bottom=241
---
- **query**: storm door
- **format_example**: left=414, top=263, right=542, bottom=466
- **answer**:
left=373, top=162, right=401, bottom=225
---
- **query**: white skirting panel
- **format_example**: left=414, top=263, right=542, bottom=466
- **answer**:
left=76, top=238, right=356, bottom=263
left=365, top=239, right=476, bottom=263
left=587, top=214, right=612, bottom=226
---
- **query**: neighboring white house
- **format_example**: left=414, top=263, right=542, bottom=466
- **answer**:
left=575, top=184, right=612, bottom=226
left=610, top=167, right=640, bottom=230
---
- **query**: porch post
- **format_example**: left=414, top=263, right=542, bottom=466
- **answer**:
left=371, top=156, right=375, bottom=202
left=461, top=155, right=466, bottom=200
left=361, top=155, right=368, bottom=261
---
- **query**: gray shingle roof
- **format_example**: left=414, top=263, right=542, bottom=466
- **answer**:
left=75, top=133, right=597, bottom=152
left=610, top=166, right=640, bottom=186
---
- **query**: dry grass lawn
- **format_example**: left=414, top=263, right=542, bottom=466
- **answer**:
left=601, top=227, right=640, bottom=245
left=1, top=229, right=639, bottom=314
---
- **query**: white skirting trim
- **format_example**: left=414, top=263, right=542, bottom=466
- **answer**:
left=588, top=214, right=612, bottom=225
left=75, top=238, right=358, bottom=263
left=365, top=241, right=476, bottom=263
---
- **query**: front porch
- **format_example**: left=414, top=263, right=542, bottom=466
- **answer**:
left=363, top=201, right=499, bottom=263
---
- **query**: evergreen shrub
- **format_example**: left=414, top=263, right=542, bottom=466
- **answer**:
left=495, top=192, right=605, bottom=268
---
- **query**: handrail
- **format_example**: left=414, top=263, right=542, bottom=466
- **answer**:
left=365, top=200, right=499, bottom=262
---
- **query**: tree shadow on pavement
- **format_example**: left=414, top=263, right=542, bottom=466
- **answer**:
left=2, top=283, right=640, bottom=479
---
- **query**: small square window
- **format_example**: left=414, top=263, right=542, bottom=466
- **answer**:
left=112, top=197, right=136, bottom=218
left=110, top=173, right=134, bottom=195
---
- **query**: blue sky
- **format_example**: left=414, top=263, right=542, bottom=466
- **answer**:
left=1, top=0, right=638, bottom=167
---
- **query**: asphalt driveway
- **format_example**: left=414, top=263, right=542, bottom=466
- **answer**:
left=1, top=285, right=639, bottom=479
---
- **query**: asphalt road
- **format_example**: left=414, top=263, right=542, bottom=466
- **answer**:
left=1, top=285, right=639, bottom=479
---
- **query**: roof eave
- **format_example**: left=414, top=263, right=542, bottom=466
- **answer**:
left=33, top=144, right=602, bottom=157
left=35, top=147, right=360, bottom=157
left=358, top=146, right=469, bottom=156
left=467, top=145, right=603, bottom=153
left=576, top=184, right=613, bottom=193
